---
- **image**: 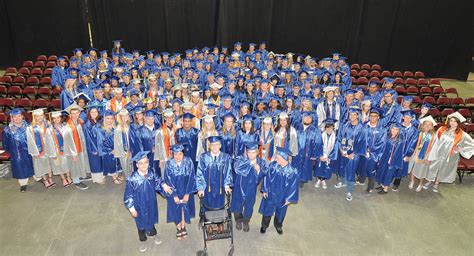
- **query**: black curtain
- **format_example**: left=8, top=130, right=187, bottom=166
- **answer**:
left=0, top=0, right=472, bottom=80
left=0, top=0, right=89, bottom=67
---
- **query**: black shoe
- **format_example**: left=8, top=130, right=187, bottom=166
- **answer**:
left=392, top=186, right=399, bottom=192
left=79, top=175, right=92, bottom=182
left=74, top=182, right=89, bottom=190
left=243, top=222, right=250, bottom=232
left=20, top=185, right=27, bottom=192
left=365, top=189, right=373, bottom=194
left=378, top=190, right=388, bottom=194
left=375, top=185, right=383, bottom=190
left=260, top=227, right=266, bottom=234
left=275, top=226, right=283, bottom=235
left=235, top=221, right=242, bottom=230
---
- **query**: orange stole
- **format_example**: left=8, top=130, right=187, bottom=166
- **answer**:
left=33, top=125, right=47, bottom=157
left=67, top=120, right=83, bottom=153
left=110, top=98, right=127, bottom=112
left=414, top=131, right=434, bottom=162
left=437, top=126, right=463, bottom=156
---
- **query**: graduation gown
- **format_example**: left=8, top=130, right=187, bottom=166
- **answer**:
left=129, top=122, right=143, bottom=158
left=293, top=124, right=322, bottom=183
left=47, top=124, right=69, bottom=175
left=258, top=162, right=299, bottom=223
left=163, top=157, right=196, bottom=224
left=114, top=127, right=132, bottom=175
left=396, top=124, right=419, bottom=179
left=427, top=129, right=474, bottom=183
left=380, top=102, right=401, bottom=128
left=231, top=156, right=267, bottom=219
left=196, top=131, right=219, bottom=161
left=315, top=131, right=338, bottom=179
left=26, top=123, right=54, bottom=177
left=220, top=130, right=237, bottom=159
left=235, top=130, right=260, bottom=157
left=138, top=125, right=161, bottom=177
left=2, top=122, right=34, bottom=179
left=175, top=127, right=199, bottom=162
left=60, top=90, right=76, bottom=110
left=409, top=132, right=437, bottom=179
left=84, top=120, right=102, bottom=173
left=357, top=123, right=386, bottom=179
left=154, top=125, right=176, bottom=162
left=124, top=169, right=164, bottom=233
left=63, top=119, right=91, bottom=180
left=98, top=127, right=119, bottom=175
left=258, top=129, right=274, bottom=162
left=376, top=136, right=405, bottom=186
left=196, top=152, right=233, bottom=211
left=273, top=126, right=298, bottom=158
left=337, top=121, right=367, bottom=182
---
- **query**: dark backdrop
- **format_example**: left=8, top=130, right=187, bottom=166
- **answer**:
left=0, top=0, right=472, bottom=80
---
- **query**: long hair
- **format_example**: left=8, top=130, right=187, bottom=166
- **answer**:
left=222, top=119, right=236, bottom=137
left=117, top=112, right=131, bottom=131
left=87, top=109, right=102, bottom=125
left=241, top=120, right=255, bottom=134
left=446, top=117, right=462, bottom=133
left=275, top=118, right=291, bottom=136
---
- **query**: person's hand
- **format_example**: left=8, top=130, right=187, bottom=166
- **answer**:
left=262, top=192, right=268, bottom=199
left=320, top=156, right=328, bottom=162
left=284, top=200, right=290, bottom=206
left=130, top=210, right=138, bottom=218
left=403, top=156, right=410, bottom=162
left=198, top=190, right=205, bottom=198
left=347, top=153, right=354, bottom=160
left=72, top=156, right=78, bottom=162
left=225, top=186, right=232, bottom=195
left=183, top=194, right=189, bottom=203
left=162, top=183, right=173, bottom=195
left=453, top=146, right=459, bottom=153
left=174, top=196, right=180, bottom=204
left=160, top=160, right=164, bottom=166
left=425, top=160, right=431, bottom=165
left=253, top=162, right=260, bottom=172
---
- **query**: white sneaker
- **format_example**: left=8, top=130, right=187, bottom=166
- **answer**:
left=346, top=193, right=353, bottom=201
left=334, top=182, right=346, bottom=188
left=322, top=180, right=327, bottom=189
left=315, top=180, right=321, bottom=188
left=139, top=241, right=147, bottom=252
left=423, top=182, right=431, bottom=190
left=153, top=235, right=162, bottom=245
left=355, top=181, right=365, bottom=186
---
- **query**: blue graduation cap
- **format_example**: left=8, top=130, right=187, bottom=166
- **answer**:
left=112, top=40, right=122, bottom=45
left=383, top=89, right=396, bottom=95
left=88, top=48, right=98, bottom=53
left=132, top=151, right=150, bottom=162
left=146, top=50, right=155, bottom=55
left=79, top=71, right=90, bottom=77
left=132, top=106, right=144, bottom=114
left=322, top=118, right=338, bottom=126
left=276, top=146, right=291, bottom=161
left=242, top=114, right=254, bottom=122
left=185, top=49, right=193, bottom=55
left=145, top=110, right=156, bottom=117
left=57, top=56, right=66, bottom=61
left=161, top=52, right=169, bottom=56
left=222, top=112, right=236, bottom=121
left=421, top=103, right=432, bottom=109
left=104, top=109, right=115, bottom=117
left=221, top=93, right=232, bottom=100
left=122, top=71, right=131, bottom=77
left=401, top=109, right=416, bottom=118
left=100, top=50, right=107, bottom=56
left=234, top=42, right=242, bottom=46
left=171, top=98, right=183, bottom=106
left=208, top=135, right=222, bottom=144
left=129, top=89, right=140, bottom=96
left=384, top=77, right=395, bottom=84
left=348, top=105, right=361, bottom=114
left=301, top=111, right=314, bottom=117
left=182, top=113, right=195, bottom=120
left=9, top=108, right=23, bottom=116
left=73, top=48, right=82, bottom=54
left=346, top=89, right=356, bottom=95
left=74, top=92, right=90, bottom=103
left=369, top=107, right=384, bottom=118
left=369, top=80, right=381, bottom=87
left=170, top=143, right=185, bottom=153
left=292, top=81, right=303, bottom=88
left=86, top=102, right=102, bottom=110
left=389, top=122, right=403, bottom=129
left=245, top=141, right=259, bottom=151
left=206, top=103, right=218, bottom=110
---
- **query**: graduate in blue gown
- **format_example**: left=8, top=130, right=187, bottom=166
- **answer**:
left=162, top=144, right=196, bottom=240
left=196, top=136, right=233, bottom=220
left=259, top=147, right=299, bottom=235
left=52, top=56, right=69, bottom=89
left=393, top=110, right=419, bottom=190
left=138, top=110, right=161, bottom=177
left=235, top=115, right=260, bottom=157
left=314, top=118, right=339, bottom=189
left=83, top=103, right=103, bottom=183
left=129, top=106, right=144, bottom=158
left=2, top=109, right=34, bottom=192
left=98, top=110, right=121, bottom=184
left=220, top=113, right=238, bottom=159
left=356, top=108, right=386, bottom=193
left=375, top=123, right=405, bottom=194
left=231, top=142, right=267, bottom=232
left=380, top=89, right=401, bottom=128
left=293, top=111, right=323, bottom=185
left=335, top=106, right=367, bottom=201
left=124, top=151, right=172, bottom=252
left=175, top=113, right=199, bottom=168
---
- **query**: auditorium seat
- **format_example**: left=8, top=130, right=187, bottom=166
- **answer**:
left=458, top=158, right=474, bottom=183
left=428, top=108, right=441, bottom=120
left=417, top=79, right=429, bottom=87
left=0, top=76, right=12, bottom=86
left=394, top=77, right=405, bottom=86
left=350, top=70, right=358, bottom=77
left=22, top=86, right=37, bottom=99
left=350, top=64, right=360, bottom=70
left=0, top=98, right=15, bottom=111
left=21, top=61, right=33, bottom=69
left=15, top=98, right=32, bottom=109
left=369, top=70, right=381, bottom=78
left=403, top=71, right=415, bottom=78
left=406, top=86, right=419, bottom=95
left=405, top=78, right=417, bottom=86
left=369, top=77, right=380, bottom=83
left=8, top=86, right=22, bottom=98
left=381, top=71, right=392, bottom=77
left=356, top=77, right=368, bottom=85
left=436, top=97, right=451, bottom=106
left=445, top=87, right=458, bottom=97
left=47, top=55, right=58, bottom=62
left=18, top=67, right=30, bottom=77
left=419, top=87, right=432, bottom=97
left=50, top=99, right=61, bottom=110
left=392, top=71, right=403, bottom=77
left=30, top=68, right=43, bottom=77
left=433, top=87, right=445, bottom=97
left=361, top=64, right=371, bottom=70
left=415, top=71, right=425, bottom=78
left=0, top=85, right=7, bottom=96
left=458, top=108, right=471, bottom=120
left=40, top=77, right=52, bottom=87
left=358, top=70, right=369, bottom=78
left=412, top=96, right=423, bottom=104
left=33, top=98, right=50, bottom=109
left=26, top=77, right=40, bottom=87
left=423, top=96, right=436, bottom=105
left=12, top=76, right=26, bottom=87
left=451, top=97, right=464, bottom=106
left=43, top=68, right=53, bottom=76
left=430, top=78, right=441, bottom=87
left=46, top=61, right=56, bottom=68
left=441, top=108, right=455, bottom=120
left=37, top=87, right=52, bottom=99
left=36, top=55, right=47, bottom=62
left=4, top=67, right=18, bottom=76
left=465, top=123, right=474, bottom=135
left=395, top=86, right=406, bottom=95
left=371, top=64, right=382, bottom=71
left=0, top=113, right=7, bottom=125
left=34, top=61, right=45, bottom=69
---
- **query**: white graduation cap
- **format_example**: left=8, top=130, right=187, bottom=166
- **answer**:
left=263, top=116, right=273, bottom=124
left=180, top=83, right=189, bottom=89
left=64, top=103, right=83, bottom=114
left=202, top=115, right=215, bottom=123
left=73, top=92, right=91, bottom=101
left=191, top=90, right=201, bottom=97
left=148, top=74, right=157, bottom=80
left=49, top=111, right=63, bottom=118
left=181, top=102, right=194, bottom=109
left=209, top=83, right=223, bottom=90
left=323, top=86, right=338, bottom=92
left=164, top=78, right=172, bottom=83
left=279, top=112, right=289, bottom=119
left=132, top=78, right=141, bottom=84
left=30, top=108, right=46, bottom=116
left=447, top=111, right=466, bottom=123
left=163, top=109, right=174, bottom=117
left=119, top=108, right=129, bottom=116
left=419, top=115, right=437, bottom=126
left=114, top=87, right=123, bottom=94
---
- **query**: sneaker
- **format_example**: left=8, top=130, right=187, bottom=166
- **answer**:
left=260, top=227, right=266, bottom=234
left=378, top=190, right=388, bottom=194
left=432, top=185, right=439, bottom=193
left=346, top=193, right=353, bottom=201
left=391, top=186, right=399, bottom=192
left=408, top=181, right=414, bottom=190
left=20, top=185, right=27, bottom=192
left=365, top=189, right=373, bottom=194
left=153, top=235, right=162, bottom=245
left=375, top=185, right=383, bottom=190
left=139, top=241, right=147, bottom=252
left=355, top=181, right=365, bottom=186
left=315, top=180, right=321, bottom=188
left=235, top=221, right=242, bottom=230
left=80, top=175, right=92, bottom=182
left=321, top=180, right=327, bottom=189
left=334, top=182, right=346, bottom=188
left=423, top=182, right=431, bottom=190
left=74, top=182, right=89, bottom=190
left=243, top=222, right=250, bottom=232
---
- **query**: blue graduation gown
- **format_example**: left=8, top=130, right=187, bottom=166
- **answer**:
left=380, top=102, right=402, bottom=128
left=175, top=127, right=199, bottom=161
left=230, top=156, right=267, bottom=219
left=84, top=120, right=102, bottom=173
left=2, top=122, right=34, bottom=179
left=376, top=136, right=405, bottom=186
left=138, top=125, right=161, bottom=177
left=315, top=132, right=339, bottom=180
left=124, top=169, right=164, bottom=232
left=357, top=123, right=386, bottom=179
left=293, top=125, right=322, bottom=183
left=220, top=130, right=237, bottom=159
left=196, top=152, right=233, bottom=211
left=258, top=162, right=299, bottom=223
left=52, top=66, right=68, bottom=88
left=98, top=128, right=119, bottom=175
left=396, top=124, right=419, bottom=178
left=235, top=130, right=260, bottom=157
left=60, top=90, right=76, bottom=110
left=129, top=122, right=143, bottom=158
left=163, top=157, right=196, bottom=224
left=337, top=121, right=367, bottom=182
